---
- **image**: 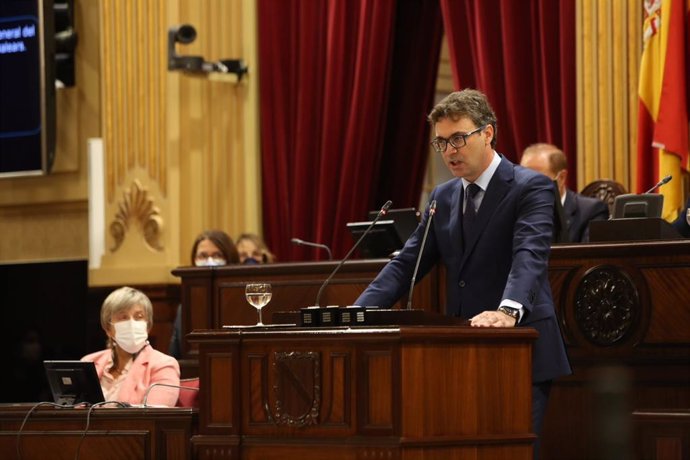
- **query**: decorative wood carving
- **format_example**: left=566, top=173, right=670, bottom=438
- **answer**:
left=574, top=265, right=639, bottom=345
left=109, top=179, right=164, bottom=252
left=271, top=351, right=321, bottom=427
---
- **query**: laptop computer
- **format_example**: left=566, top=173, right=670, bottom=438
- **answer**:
left=44, top=360, right=105, bottom=406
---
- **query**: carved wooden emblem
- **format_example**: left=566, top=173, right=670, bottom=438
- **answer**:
left=272, top=351, right=320, bottom=427
left=109, top=179, right=164, bottom=252
left=574, top=266, right=639, bottom=345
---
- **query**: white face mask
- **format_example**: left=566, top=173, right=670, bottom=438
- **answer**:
left=195, top=257, right=226, bottom=267
left=112, top=319, right=148, bottom=354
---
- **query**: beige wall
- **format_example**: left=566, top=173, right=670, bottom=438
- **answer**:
left=0, top=0, right=261, bottom=287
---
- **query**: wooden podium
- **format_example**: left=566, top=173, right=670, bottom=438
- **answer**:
left=188, top=324, right=537, bottom=459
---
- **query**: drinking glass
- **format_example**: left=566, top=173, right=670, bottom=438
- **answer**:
left=245, top=283, right=272, bottom=326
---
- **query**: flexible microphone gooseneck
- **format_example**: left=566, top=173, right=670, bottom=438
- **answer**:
left=406, top=200, right=437, bottom=310
left=314, top=200, right=393, bottom=307
left=291, top=238, right=333, bottom=260
left=644, top=174, right=672, bottom=194
left=142, top=382, right=199, bottom=407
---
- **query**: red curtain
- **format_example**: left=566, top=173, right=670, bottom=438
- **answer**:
left=375, top=1, right=444, bottom=208
left=258, top=0, right=442, bottom=261
left=440, top=0, right=577, bottom=186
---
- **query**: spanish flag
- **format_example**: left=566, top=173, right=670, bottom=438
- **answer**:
left=637, top=0, right=689, bottom=220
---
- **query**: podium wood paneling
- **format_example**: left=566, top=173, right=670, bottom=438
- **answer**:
left=172, top=260, right=441, bottom=360
left=0, top=405, right=196, bottom=460
left=543, top=240, right=690, bottom=460
left=189, top=326, right=537, bottom=459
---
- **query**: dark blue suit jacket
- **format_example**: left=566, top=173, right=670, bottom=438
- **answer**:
left=563, top=190, right=609, bottom=242
left=356, top=155, right=571, bottom=383
left=672, top=197, right=690, bottom=237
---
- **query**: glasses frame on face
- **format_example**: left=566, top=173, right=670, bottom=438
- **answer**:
left=430, top=124, right=488, bottom=153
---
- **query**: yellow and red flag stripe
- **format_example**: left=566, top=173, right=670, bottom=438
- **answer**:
left=637, top=0, right=689, bottom=219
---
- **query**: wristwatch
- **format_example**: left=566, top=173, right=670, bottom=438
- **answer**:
left=497, top=306, right=520, bottom=325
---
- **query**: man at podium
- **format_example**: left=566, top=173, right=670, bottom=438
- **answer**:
left=355, top=89, right=571, bottom=460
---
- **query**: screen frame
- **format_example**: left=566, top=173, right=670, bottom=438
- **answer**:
left=0, top=0, right=56, bottom=178
left=366, top=207, right=420, bottom=244
left=44, top=360, right=105, bottom=406
left=612, top=193, right=663, bottom=219
left=346, top=219, right=404, bottom=259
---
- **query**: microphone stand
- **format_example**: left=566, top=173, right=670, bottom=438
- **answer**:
left=406, top=200, right=436, bottom=310
left=143, top=382, right=199, bottom=407
left=291, top=238, right=333, bottom=260
left=644, top=175, right=672, bottom=194
left=314, top=200, right=392, bottom=307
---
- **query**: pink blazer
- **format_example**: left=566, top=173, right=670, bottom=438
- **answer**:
left=81, top=344, right=180, bottom=407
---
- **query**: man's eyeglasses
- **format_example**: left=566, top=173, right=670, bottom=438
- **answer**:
left=430, top=125, right=487, bottom=153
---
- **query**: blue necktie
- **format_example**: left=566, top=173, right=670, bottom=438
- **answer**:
left=463, top=183, right=480, bottom=246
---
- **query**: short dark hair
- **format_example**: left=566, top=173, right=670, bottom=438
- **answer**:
left=190, top=230, right=239, bottom=265
left=428, top=89, right=498, bottom=148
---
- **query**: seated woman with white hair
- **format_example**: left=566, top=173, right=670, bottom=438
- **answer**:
left=81, top=286, right=180, bottom=407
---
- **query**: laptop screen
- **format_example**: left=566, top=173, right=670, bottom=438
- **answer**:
left=43, top=360, right=105, bottom=406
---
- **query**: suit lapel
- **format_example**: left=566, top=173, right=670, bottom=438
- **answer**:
left=450, top=180, right=464, bottom=257
left=563, top=190, right=577, bottom=219
left=458, top=157, right=513, bottom=271
left=563, top=190, right=578, bottom=241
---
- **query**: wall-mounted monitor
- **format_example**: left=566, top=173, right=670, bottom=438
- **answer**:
left=0, top=0, right=55, bottom=177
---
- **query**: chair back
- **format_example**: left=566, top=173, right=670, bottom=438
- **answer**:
left=580, top=179, right=628, bottom=217
left=176, top=377, right=200, bottom=408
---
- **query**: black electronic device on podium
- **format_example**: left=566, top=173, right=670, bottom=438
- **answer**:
left=590, top=176, right=681, bottom=242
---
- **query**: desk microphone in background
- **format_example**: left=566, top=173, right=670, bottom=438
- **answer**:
left=314, top=200, right=392, bottom=307
left=142, top=382, right=199, bottom=407
left=291, top=238, right=333, bottom=260
left=644, top=174, right=672, bottom=194
left=406, top=200, right=436, bottom=310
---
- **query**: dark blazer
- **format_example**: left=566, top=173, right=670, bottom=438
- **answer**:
left=355, top=155, right=571, bottom=383
left=672, top=197, right=690, bottom=237
left=563, top=190, right=609, bottom=242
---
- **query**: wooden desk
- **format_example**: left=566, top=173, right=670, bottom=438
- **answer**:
left=634, top=410, right=690, bottom=460
left=0, top=404, right=197, bottom=460
left=544, top=240, right=690, bottom=460
left=188, top=325, right=537, bottom=459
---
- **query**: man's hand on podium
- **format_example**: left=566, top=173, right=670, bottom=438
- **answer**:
left=470, top=310, right=517, bottom=328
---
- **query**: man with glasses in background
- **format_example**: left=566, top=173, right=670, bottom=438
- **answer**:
left=521, top=143, right=609, bottom=242
left=355, top=89, right=571, bottom=460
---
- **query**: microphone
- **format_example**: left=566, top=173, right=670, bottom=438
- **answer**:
left=142, top=382, right=199, bottom=407
left=291, top=237, right=333, bottom=260
left=314, top=200, right=392, bottom=307
left=644, top=175, right=672, bottom=194
left=406, top=200, right=437, bottom=310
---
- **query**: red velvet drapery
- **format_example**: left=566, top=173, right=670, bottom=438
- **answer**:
left=440, top=0, right=577, bottom=186
left=258, top=0, right=441, bottom=261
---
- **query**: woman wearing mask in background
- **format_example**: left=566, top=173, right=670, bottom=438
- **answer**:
left=236, top=233, right=276, bottom=265
left=82, top=286, right=180, bottom=406
left=168, top=230, right=240, bottom=358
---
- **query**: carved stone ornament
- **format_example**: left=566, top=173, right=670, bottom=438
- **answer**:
left=271, top=351, right=320, bottom=427
left=109, top=179, right=164, bottom=252
left=574, top=266, right=639, bottom=346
